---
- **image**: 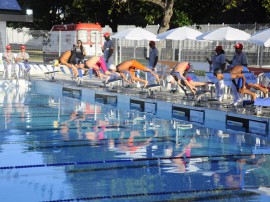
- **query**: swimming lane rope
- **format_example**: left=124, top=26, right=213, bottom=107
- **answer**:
left=0, top=153, right=269, bottom=170
left=42, top=186, right=262, bottom=202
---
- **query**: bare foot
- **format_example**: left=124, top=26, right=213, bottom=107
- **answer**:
left=155, top=74, right=160, bottom=83
left=144, top=80, right=148, bottom=88
left=263, top=88, right=269, bottom=98
left=252, top=94, right=257, bottom=101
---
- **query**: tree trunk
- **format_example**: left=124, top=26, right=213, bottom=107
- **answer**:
left=158, top=0, right=174, bottom=33
left=138, top=0, right=175, bottom=33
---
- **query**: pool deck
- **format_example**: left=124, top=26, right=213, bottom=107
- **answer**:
left=1, top=72, right=270, bottom=136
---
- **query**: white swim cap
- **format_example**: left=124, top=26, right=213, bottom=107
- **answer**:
left=109, top=64, right=116, bottom=70
left=166, top=75, right=173, bottom=83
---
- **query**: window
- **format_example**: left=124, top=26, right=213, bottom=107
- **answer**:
left=77, top=30, right=88, bottom=43
left=90, top=31, right=101, bottom=43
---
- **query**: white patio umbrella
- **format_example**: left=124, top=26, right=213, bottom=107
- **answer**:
left=248, top=28, right=270, bottom=47
left=196, top=26, right=251, bottom=41
left=112, top=27, right=159, bottom=41
left=157, top=26, right=203, bottom=61
left=111, top=27, right=159, bottom=63
left=248, top=28, right=270, bottom=66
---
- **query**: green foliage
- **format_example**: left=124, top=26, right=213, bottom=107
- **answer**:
left=171, top=11, right=192, bottom=27
left=8, top=0, right=270, bottom=30
left=194, top=70, right=205, bottom=76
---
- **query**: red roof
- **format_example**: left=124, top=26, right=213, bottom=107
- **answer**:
left=51, top=23, right=102, bottom=31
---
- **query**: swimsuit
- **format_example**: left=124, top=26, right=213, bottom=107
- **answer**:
left=96, top=56, right=108, bottom=73
left=236, top=66, right=248, bottom=89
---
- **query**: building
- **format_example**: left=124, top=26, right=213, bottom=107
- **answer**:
left=0, top=0, right=33, bottom=52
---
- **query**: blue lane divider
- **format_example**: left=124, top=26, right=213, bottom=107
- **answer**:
left=42, top=187, right=245, bottom=202
left=1, top=153, right=269, bottom=170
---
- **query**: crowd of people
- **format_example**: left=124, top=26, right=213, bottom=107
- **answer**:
left=53, top=36, right=160, bottom=88
left=205, top=43, right=268, bottom=105
left=53, top=39, right=269, bottom=106
left=3, top=34, right=269, bottom=107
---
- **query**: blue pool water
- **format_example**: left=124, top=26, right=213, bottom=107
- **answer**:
left=0, top=85, right=270, bottom=201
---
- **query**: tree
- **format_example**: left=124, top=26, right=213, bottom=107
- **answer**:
left=9, top=0, right=270, bottom=31
left=136, top=0, right=175, bottom=33
left=222, top=0, right=270, bottom=23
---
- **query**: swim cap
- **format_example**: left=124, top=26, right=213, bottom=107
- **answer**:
left=109, top=64, right=116, bottom=70
left=53, top=59, right=59, bottom=66
left=186, top=63, right=194, bottom=72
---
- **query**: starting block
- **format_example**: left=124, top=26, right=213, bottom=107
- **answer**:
left=44, top=65, right=61, bottom=81
left=103, top=77, right=123, bottom=87
left=144, top=84, right=162, bottom=96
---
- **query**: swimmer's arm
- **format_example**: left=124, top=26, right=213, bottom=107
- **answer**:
left=189, top=80, right=207, bottom=87
left=119, top=72, right=131, bottom=83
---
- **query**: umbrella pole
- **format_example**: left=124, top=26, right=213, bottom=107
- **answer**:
left=260, top=46, right=263, bottom=67
left=119, top=40, right=122, bottom=63
left=178, top=41, right=182, bottom=61
left=114, top=39, right=118, bottom=65
left=133, top=41, right=136, bottom=59
left=256, top=46, right=260, bottom=66
left=173, top=41, right=175, bottom=61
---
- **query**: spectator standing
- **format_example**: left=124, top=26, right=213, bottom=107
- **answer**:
left=206, top=45, right=227, bottom=101
left=146, top=41, right=159, bottom=69
left=227, top=43, right=248, bottom=68
left=3, top=45, right=15, bottom=79
left=102, top=32, right=114, bottom=68
left=226, top=43, right=249, bottom=104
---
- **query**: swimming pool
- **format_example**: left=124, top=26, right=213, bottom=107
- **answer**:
left=0, top=85, right=270, bottom=201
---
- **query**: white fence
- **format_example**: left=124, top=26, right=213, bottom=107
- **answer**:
left=4, top=23, right=270, bottom=66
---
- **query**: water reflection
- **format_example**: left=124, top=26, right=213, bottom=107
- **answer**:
left=0, top=88, right=270, bottom=201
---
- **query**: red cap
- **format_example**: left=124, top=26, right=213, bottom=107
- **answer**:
left=186, top=63, right=194, bottom=72
left=21, top=45, right=26, bottom=49
left=215, top=45, right=223, bottom=51
left=103, top=32, right=110, bottom=37
left=6, top=45, right=11, bottom=50
left=234, top=43, right=243, bottom=49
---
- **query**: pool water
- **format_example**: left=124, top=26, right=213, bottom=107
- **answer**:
left=0, top=85, right=270, bottom=202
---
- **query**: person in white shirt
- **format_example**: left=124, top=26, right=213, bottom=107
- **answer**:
left=3, top=45, right=15, bottom=79
left=15, top=45, right=31, bottom=78
left=102, top=32, right=114, bottom=68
